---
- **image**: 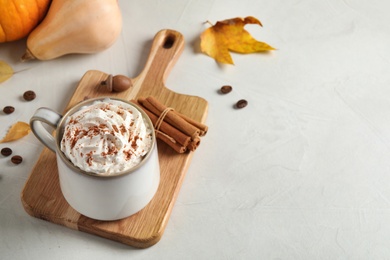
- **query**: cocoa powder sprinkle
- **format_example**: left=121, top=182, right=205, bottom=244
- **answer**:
left=112, top=125, right=119, bottom=133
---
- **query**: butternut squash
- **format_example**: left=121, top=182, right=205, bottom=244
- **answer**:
left=21, top=0, right=122, bottom=61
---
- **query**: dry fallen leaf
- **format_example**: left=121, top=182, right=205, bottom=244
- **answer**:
left=200, top=16, right=275, bottom=64
left=0, top=60, right=14, bottom=83
left=0, top=121, right=31, bottom=143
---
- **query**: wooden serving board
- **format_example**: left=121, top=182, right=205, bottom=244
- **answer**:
left=21, top=29, right=208, bottom=248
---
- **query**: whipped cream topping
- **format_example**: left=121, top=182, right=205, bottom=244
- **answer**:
left=60, top=99, right=153, bottom=175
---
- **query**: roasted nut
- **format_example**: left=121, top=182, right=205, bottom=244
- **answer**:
left=1, top=147, right=12, bottom=157
left=3, top=106, right=15, bottom=114
left=220, top=85, right=232, bottom=94
left=23, top=90, right=36, bottom=101
left=112, top=75, right=133, bottom=92
left=11, top=155, right=23, bottom=164
left=236, top=99, right=248, bottom=109
left=101, top=74, right=133, bottom=92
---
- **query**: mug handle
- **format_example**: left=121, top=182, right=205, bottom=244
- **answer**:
left=30, top=108, right=63, bottom=152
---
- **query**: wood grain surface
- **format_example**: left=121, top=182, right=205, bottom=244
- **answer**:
left=21, top=29, right=208, bottom=248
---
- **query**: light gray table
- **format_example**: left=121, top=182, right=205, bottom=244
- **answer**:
left=2, top=0, right=390, bottom=259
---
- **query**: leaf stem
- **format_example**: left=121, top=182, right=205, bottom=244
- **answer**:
left=204, top=20, right=213, bottom=26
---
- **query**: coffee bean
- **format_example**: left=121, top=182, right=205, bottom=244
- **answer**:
left=220, top=85, right=232, bottom=94
left=23, top=90, right=36, bottom=101
left=3, top=106, right=15, bottom=114
left=236, top=99, right=248, bottom=109
left=11, top=155, right=23, bottom=164
left=1, top=147, right=12, bottom=157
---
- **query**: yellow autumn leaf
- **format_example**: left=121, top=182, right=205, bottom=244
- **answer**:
left=200, top=16, right=275, bottom=64
left=0, top=121, right=31, bottom=143
left=0, top=60, right=14, bottom=83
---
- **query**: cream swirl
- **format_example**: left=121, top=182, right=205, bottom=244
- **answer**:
left=60, top=99, right=153, bottom=175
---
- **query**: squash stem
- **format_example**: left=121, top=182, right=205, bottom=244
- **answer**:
left=20, top=49, right=36, bottom=62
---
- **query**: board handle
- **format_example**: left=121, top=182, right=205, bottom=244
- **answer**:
left=139, top=29, right=185, bottom=85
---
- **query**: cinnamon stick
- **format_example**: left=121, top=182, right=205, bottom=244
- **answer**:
left=132, top=100, right=189, bottom=153
left=146, top=96, right=207, bottom=136
left=132, top=97, right=208, bottom=153
left=187, top=136, right=201, bottom=151
left=140, top=97, right=200, bottom=139
left=156, top=132, right=187, bottom=153
left=179, top=114, right=208, bottom=136
left=140, top=104, right=191, bottom=147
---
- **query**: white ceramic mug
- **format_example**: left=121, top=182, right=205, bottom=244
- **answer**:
left=30, top=97, right=160, bottom=221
